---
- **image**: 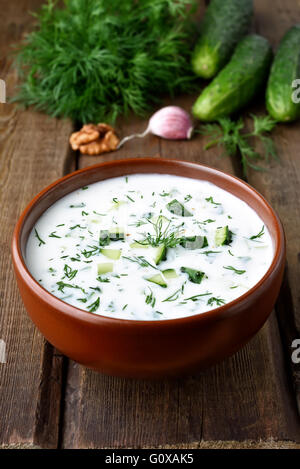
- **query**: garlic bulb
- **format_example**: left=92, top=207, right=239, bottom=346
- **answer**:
left=118, top=106, right=193, bottom=148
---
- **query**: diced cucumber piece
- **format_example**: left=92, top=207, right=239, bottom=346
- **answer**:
left=162, top=269, right=178, bottom=279
left=181, top=267, right=206, bottom=284
left=166, top=199, right=193, bottom=217
left=109, top=227, right=125, bottom=241
left=130, top=242, right=150, bottom=249
left=100, top=249, right=121, bottom=260
left=215, top=226, right=232, bottom=246
left=99, top=230, right=110, bottom=247
left=153, top=245, right=167, bottom=265
left=146, top=273, right=167, bottom=288
left=180, top=235, right=208, bottom=249
left=97, top=263, right=114, bottom=275
left=111, top=200, right=126, bottom=210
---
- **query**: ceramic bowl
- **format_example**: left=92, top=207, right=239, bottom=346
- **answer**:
left=12, top=158, right=285, bottom=378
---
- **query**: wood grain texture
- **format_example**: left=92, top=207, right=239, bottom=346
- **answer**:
left=252, top=0, right=300, bottom=328
left=61, top=315, right=299, bottom=448
left=1, top=0, right=299, bottom=450
left=247, top=0, right=300, bottom=413
left=0, top=0, right=74, bottom=448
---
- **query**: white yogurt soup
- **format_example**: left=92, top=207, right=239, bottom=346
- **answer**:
left=25, top=174, right=274, bottom=320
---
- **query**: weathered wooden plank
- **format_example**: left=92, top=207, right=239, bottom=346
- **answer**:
left=252, top=0, right=300, bottom=328
left=61, top=318, right=300, bottom=448
left=0, top=0, right=74, bottom=448
left=246, top=0, right=300, bottom=413
left=5, top=0, right=296, bottom=448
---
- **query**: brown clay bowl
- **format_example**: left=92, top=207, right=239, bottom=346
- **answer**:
left=12, top=158, right=285, bottom=378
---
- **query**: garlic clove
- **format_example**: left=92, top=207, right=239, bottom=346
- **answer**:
left=149, top=106, right=194, bottom=140
left=117, top=106, right=194, bottom=149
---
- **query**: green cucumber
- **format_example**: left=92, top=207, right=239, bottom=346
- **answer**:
left=99, top=230, right=110, bottom=247
left=162, top=269, right=178, bottom=279
left=266, top=25, right=300, bottom=122
left=153, top=245, right=167, bottom=265
left=181, top=267, right=206, bottom=284
left=193, top=35, right=273, bottom=122
left=100, top=227, right=125, bottom=243
left=215, top=226, right=232, bottom=246
left=109, top=227, right=125, bottom=241
left=97, top=263, right=113, bottom=275
left=192, top=0, right=253, bottom=79
left=130, top=242, right=149, bottom=249
left=166, top=199, right=193, bottom=217
left=146, top=273, right=167, bottom=288
left=100, top=249, right=121, bottom=260
left=180, top=235, right=208, bottom=249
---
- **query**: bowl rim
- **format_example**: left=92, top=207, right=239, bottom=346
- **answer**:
left=12, top=157, right=285, bottom=328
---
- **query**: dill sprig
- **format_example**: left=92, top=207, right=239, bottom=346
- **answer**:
left=200, top=114, right=278, bottom=176
left=138, top=216, right=184, bottom=249
left=49, top=231, right=61, bottom=238
left=162, top=288, right=182, bottom=303
left=145, top=288, right=156, bottom=308
left=63, top=264, right=78, bottom=280
left=205, top=196, right=221, bottom=205
left=249, top=225, right=265, bottom=240
left=207, top=297, right=226, bottom=307
left=87, top=297, right=100, bottom=313
left=81, top=245, right=100, bottom=258
left=13, top=0, right=198, bottom=124
left=184, top=292, right=212, bottom=302
left=34, top=228, right=45, bottom=246
left=122, top=255, right=158, bottom=270
left=223, top=266, right=246, bottom=275
left=200, top=250, right=221, bottom=256
left=57, top=281, right=85, bottom=294
left=129, top=219, right=148, bottom=228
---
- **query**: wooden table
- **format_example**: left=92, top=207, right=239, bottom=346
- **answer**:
left=0, top=0, right=299, bottom=449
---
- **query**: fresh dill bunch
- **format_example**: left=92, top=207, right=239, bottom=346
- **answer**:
left=200, top=114, right=278, bottom=176
left=13, top=0, right=198, bottom=124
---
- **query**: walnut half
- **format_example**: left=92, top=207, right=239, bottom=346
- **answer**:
left=69, top=123, right=119, bottom=155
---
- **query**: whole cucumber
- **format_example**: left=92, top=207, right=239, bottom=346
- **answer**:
left=191, top=0, right=253, bottom=79
left=193, top=35, right=273, bottom=122
left=266, top=25, right=300, bottom=122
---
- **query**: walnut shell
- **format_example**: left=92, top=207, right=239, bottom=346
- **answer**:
left=69, top=123, right=119, bottom=155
